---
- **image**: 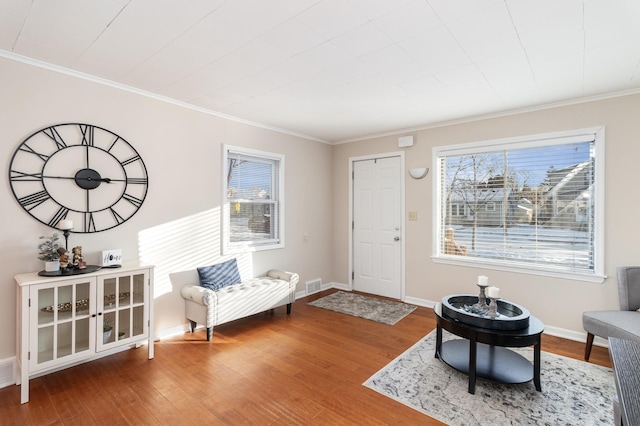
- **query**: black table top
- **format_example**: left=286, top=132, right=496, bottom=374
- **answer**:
left=434, top=302, right=544, bottom=345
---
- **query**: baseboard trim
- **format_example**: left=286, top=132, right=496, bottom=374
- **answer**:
left=0, top=357, right=15, bottom=389
left=403, top=295, right=435, bottom=309
left=156, top=323, right=192, bottom=340
left=328, top=281, right=349, bottom=291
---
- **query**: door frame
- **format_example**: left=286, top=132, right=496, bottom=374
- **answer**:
left=348, top=151, right=406, bottom=300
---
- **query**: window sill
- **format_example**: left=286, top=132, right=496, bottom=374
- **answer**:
left=223, top=242, right=284, bottom=255
left=431, top=255, right=606, bottom=283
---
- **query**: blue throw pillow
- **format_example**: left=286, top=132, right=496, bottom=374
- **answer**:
left=197, top=259, right=242, bottom=291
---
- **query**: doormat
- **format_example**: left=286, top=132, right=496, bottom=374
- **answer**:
left=363, top=330, right=615, bottom=425
left=308, top=291, right=416, bottom=325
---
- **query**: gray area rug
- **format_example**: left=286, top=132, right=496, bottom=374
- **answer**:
left=364, top=330, right=615, bottom=425
left=308, top=291, right=416, bottom=325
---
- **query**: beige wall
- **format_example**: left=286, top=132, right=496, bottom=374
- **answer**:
left=0, top=57, right=333, bottom=359
left=332, top=93, right=640, bottom=336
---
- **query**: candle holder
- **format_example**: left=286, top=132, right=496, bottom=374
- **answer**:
left=487, top=297, right=499, bottom=318
left=57, top=220, right=74, bottom=250
left=473, top=283, right=489, bottom=313
left=62, top=229, right=71, bottom=250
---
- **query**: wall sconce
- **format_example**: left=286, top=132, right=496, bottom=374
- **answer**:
left=409, top=167, right=429, bottom=179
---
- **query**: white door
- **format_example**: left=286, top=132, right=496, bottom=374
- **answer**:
left=353, top=156, right=402, bottom=299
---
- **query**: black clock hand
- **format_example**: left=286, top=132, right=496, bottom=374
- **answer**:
left=43, top=175, right=114, bottom=183
left=43, top=168, right=119, bottom=190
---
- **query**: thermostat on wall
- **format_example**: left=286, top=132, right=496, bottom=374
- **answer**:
left=101, top=249, right=122, bottom=267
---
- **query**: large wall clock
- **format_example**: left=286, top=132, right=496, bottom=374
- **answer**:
left=9, top=123, right=148, bottom=233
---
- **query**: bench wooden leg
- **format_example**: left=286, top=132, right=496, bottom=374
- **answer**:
left=585, top=332, right=595, bottom=361
left=206, top=327, right=213, bottom=341
left=286, top=303, right=292, bottom=315
left=189, top=320, right=196, bottom=333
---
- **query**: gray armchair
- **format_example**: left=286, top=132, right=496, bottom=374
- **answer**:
left=582, top=266, right=640, bottom=361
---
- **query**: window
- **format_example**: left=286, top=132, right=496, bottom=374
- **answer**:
left=433, top=127, right=604, bottom=282
left=222, top=145, right=284, bottom=253
left=450, top=203, right=469, bottom=217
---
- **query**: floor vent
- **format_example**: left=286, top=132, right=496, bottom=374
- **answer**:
left=306, top=278, right=322, bottom=295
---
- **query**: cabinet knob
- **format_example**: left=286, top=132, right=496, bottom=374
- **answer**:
left=91, top=314, right=96, bottom=318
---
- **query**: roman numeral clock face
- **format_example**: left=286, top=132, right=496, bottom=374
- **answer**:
left=9, top=123, right=148, bottom=233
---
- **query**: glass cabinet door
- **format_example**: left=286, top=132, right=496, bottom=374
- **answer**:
left=98, top=271, right=148, bottom=350
left=30, top=278, right=95, bottom=371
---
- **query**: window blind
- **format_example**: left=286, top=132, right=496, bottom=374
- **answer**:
left=437, top=134, right=597, bottom=274
left=226, top=150, right=280, bottom=245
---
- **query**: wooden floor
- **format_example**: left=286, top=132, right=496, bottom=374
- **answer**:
left=1, top=289, right=612, bottom=425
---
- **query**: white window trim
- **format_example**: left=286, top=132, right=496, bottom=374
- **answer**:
left=222, top=144, right=285, bottom=254
left=431, top=126, right=606, bottom=283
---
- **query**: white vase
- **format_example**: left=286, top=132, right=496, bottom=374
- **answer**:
left=103, top=329, right=112, bottom=344
left=45, top=260, right=60, bottom=272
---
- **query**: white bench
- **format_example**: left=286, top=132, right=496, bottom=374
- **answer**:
left=179, top=267, right=298, bottom=341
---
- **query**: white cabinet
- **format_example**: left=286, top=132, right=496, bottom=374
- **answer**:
left=15, top=262, right=154, bottom=403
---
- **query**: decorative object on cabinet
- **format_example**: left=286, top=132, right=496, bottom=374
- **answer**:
left=38, top=233, right=61, bottom=261
left=39, top=292, right=129, bottom=313
left=71, top=246, right=87, bottom=269
left=101, top=249, right=123, bottom=267
left=58, top=248, right=71, bottom=270
left=43, top=260, right=60, bottom=273
left=8, top=123, right=149, bottom=233
left=38, top=233, right=62, bottom=272
left=58, top=219, right=73, bottom=249
left=15, top=262, right=154, bottom=403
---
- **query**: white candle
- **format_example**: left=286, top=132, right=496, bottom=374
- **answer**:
left=478, top=275, right=488, bottom=286
left=487, top=286, right=500, bottom=299
left=58, top=219, right=73, bottom=230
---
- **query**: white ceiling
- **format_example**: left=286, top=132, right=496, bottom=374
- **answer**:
left=2, top=0, right=640, bottom=143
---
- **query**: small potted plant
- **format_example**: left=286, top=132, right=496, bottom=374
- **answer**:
left=38, top=233, right=62, bottom=272
left=103, top=317, right=113, bottom=344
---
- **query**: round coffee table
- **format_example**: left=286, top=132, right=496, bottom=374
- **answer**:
left=434, top=302, right=544, bottom=394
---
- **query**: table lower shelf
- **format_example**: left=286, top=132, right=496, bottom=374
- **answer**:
left=439, top=339, right=534, bottom=384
